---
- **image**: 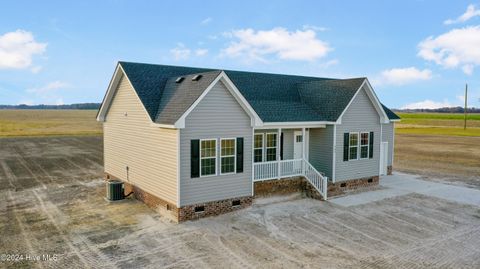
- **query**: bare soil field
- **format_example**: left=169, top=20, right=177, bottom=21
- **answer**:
left=1, top=136, right=480, bottom=268
left=394, top=134, right=480, bottom=188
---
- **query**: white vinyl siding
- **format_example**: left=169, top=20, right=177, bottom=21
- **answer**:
left=103, top=74, right=178, bottom=205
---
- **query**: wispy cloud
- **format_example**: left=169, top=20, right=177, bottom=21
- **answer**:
left=418, top=26, right=480, bottom=75
left=377, top=67, right=432, bottom=86
left=444, top=4, right=480, bottom=25
left=23, top=81, right=70, bottom=105
left=195, top=49, right=208, bottom=56
left=0, top=29, right=47, bottom=70
left=201, top=17, right=212, bottom=25
left=302, top=24, right=329, bottom=32
left=170, top=43, right=191, bottom=61
left=401, top=99, right=453, bottom=109
left=221, top=27, right=332, bottom=63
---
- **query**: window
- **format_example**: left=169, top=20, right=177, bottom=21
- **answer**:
left=266, top=133, right=277, bottom=161
left=296, top=135, right=303, bottom=143
left=200, top=139, right=216, bottom=176
left=349, top=133, right=359, bottom=160
left=360, top=132, right=369, bottom=159
left=220, top=138, right=236, bottom=174
left=254, top=134, right=264, bottom=163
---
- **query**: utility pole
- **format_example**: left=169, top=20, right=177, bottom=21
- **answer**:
left=464, top=83, right=468, bottom=130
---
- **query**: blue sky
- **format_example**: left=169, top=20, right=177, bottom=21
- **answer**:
left=1, top=0, right=479, bottom=109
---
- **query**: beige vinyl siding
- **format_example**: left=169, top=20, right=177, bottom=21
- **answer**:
left=103, top=74, right=178, bottom=205
left=382, top=122, right=394, bottom=166
left=335, top=86, right=381, bottom=181
left=180, top=80, right=252, bottom=206
left=309, top=126, right=334, bottom=178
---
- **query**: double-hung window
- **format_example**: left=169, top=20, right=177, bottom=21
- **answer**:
left=253, top=134, right=264, bottom=163
left=200, top=139, right=217, bottom=176
left=349, top=132, right=359, bottom=160
left=266, top=133, right=277, bottom=161
left=220, top=138, right=236, bottom=174
left=360, top=132, right=369, bottom=159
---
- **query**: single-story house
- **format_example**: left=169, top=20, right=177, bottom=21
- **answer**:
left=97, top=61, right=400, bottom=222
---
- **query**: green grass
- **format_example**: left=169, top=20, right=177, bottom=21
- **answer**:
left=396, top=112, right=480, bottom=137
left=397, top=112, right=480, bottom=120
left=396, top=127, right=480, bottom=137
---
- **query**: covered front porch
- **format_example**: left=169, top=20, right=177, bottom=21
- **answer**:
left=252, top=126, right=328, bottom=199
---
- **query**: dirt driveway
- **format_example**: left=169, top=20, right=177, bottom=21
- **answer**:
left=1, top=136, right=480, bottom=268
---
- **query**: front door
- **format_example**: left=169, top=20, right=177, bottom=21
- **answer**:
left=293, top=131, right=303, bottom=159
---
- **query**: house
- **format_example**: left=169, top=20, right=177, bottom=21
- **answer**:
left=97, top=61, right=400, bottom=222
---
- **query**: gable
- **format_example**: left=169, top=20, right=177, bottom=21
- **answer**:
left=341, top=86, right=380, bottom=124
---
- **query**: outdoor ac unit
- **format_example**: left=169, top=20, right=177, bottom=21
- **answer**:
left=106, top=180, right=124, bottom=201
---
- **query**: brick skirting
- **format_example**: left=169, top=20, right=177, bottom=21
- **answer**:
left=254, top=176, right=306, bottom=196
left=104, top=173, right=252, bottom=222
left=327, top=176, right=379, bottom=197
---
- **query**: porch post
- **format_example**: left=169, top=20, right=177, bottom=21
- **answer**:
left=277, top=128, right=281, bottom=179
left=302, top=127, right=306, bottom=174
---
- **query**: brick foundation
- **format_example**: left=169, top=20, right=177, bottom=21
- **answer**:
left=104, top=173, right=252, bottom=222
left=178, top=196, right=253, bottom=222
left=254, top=176, right=306, bottom=196
left=387, top=165, right=393, bottom=175
left=327, top=176, right=379, bottom=197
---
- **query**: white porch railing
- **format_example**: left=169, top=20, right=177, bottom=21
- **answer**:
left=253, top=159, right=328, bottom=199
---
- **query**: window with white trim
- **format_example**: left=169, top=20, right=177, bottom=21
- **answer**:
left=266, top=133, right=277, bottom=161
left=220, top=138, right=236, bottom=174
left=360, top=132, right=369, bottom=159
left=253, top=134, right=263, bottom=163
left=200, top=139, right=216, bottom=176
left=349, top=132, right=359, bottom=160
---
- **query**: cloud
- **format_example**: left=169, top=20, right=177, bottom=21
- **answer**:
left=302, top=24, right=329, bottom=32
left=26, top=81, right=69, bottom=94
left=221, top=27, right=332, bottom=62
left=444, top=4, right=480, bottom=25
left=401, top=99, right=453, bottom=109
left=195, top=49, right=208, bottom=56
left=0, top=29, right=47, bottom=70
left=378, top=67, right=432, bottom=85
left=23, top=81, right=70, bottom=105
left=418, top=26, right=480, bottom=74
left=201, top=17, right=212, bottom=25
left=170, top=43, right=191, bottom=60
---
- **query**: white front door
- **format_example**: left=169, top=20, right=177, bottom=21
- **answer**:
left=380, top=142, right=388, bottom=175
left=293, top=131, right=303, bottom=159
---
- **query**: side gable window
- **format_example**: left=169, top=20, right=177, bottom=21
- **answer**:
left=220, top=138, right=236, bottom=175
left=349, top=133, right=359, bottom=160
left=360, top=132, right=369, bottom=159
left=200, top=139, right=217, bottom=176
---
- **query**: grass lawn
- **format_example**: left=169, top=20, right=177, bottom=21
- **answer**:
left=0, top=109, right=102, bottom=137
left=395, top=112, right=480, bottom=137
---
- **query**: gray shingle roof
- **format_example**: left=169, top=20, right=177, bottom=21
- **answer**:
left=118, top=61, right=399, bottom=124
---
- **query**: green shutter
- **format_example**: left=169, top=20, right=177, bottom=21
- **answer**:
left=191, top=140, right=200, bottom=178
left=343, top=133, right=349, bottom=161
left=369, top=132, right=374, bottom=159
left=236, top=137, right=244, bottom=173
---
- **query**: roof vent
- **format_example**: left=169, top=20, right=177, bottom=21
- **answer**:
left=175, top=77, right=184, bottom=83
left=191, top=74, right=202, bottom=81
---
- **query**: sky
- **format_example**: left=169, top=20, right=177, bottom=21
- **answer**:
left=0, top=0, right=479, bottom=109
